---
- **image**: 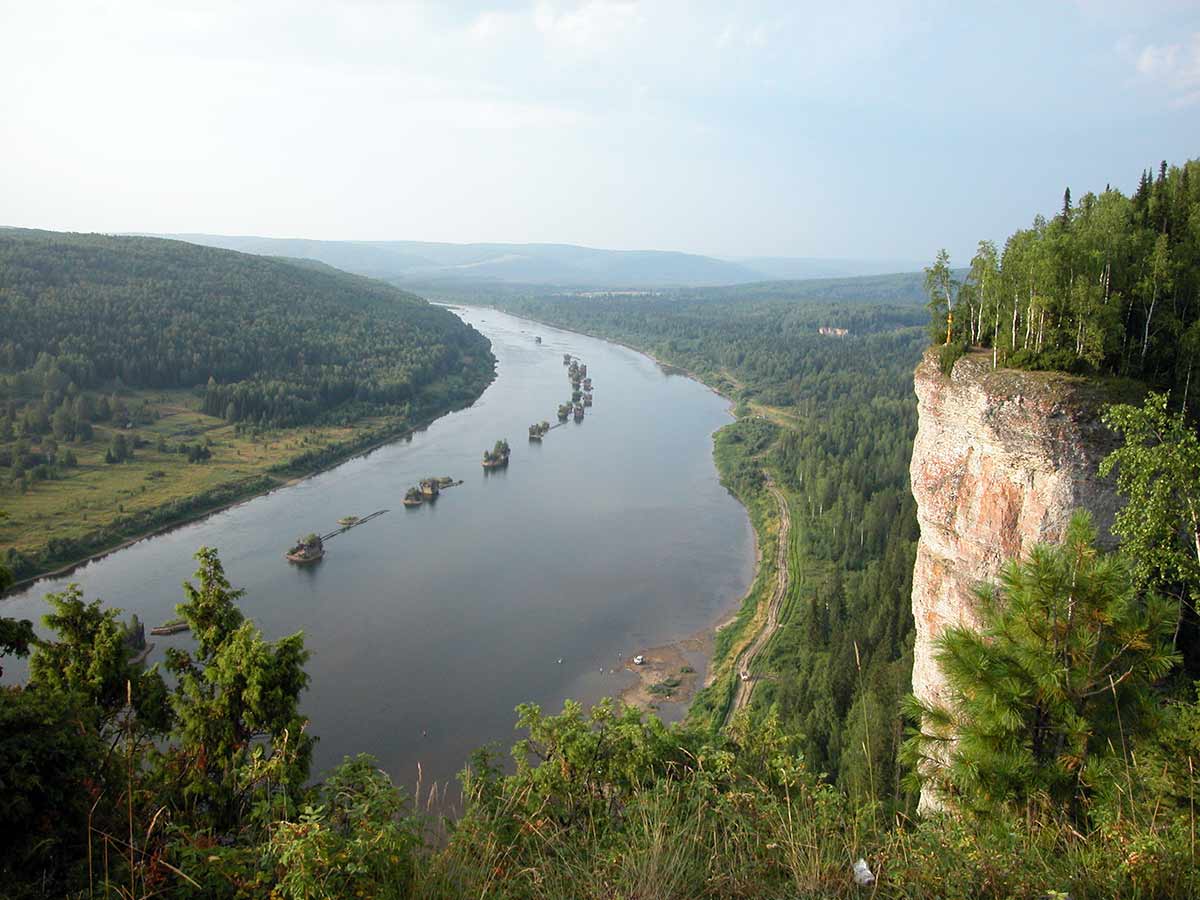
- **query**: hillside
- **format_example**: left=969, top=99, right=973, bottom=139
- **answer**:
left=158, top=233, right=922, bottom=288
left=0, top=229, right=494, bottom=581
left=0, top=229, right=491, bottom=425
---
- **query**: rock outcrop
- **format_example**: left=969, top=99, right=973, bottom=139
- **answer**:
left=909, top=350, right=1132, bottom=811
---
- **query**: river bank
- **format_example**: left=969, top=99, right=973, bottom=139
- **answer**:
left=2, top=376, right=494, bottom=594
left=2, top=306, right=753, bottom=788
left=480, top=304, right=770, bottom=724
left=475, top=305, right=736, bottom=411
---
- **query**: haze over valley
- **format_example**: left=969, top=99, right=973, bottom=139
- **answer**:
left=154, top=233, right=924, bottom=287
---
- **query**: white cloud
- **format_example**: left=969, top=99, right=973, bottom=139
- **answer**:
left=717, top=18, right=769, bottom=50
left=466, top=9, right=523, bottom=45
left=532, top=1, right=641, bottom=53
left=1130, top=31, right=1200, bottom=107
left=403, top=95, right=592, bottom=129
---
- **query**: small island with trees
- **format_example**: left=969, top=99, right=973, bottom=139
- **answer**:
left=482, top=439, right=511, bottom=468
left=404, top=476, right=458, bottom=507
left=285, top=533, right=324, bottom=563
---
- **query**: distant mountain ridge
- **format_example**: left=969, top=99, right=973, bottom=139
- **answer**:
left=156, top=233, right=922, bottom=287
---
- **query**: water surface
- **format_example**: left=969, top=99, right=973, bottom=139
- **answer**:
left=2, top=307, right=754, bottom=789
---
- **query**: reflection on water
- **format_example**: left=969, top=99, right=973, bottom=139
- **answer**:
left=1, top=307, right=754, bottom=789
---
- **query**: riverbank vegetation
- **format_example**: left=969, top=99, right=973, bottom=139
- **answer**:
left=0, top=230, right=494, bottom=583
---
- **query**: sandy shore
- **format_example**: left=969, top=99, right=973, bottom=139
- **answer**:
left=619, top=631, right=711, bottom=710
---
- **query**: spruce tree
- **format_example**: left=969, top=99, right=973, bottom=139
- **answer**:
left=161, top=548, right=312, bottom=833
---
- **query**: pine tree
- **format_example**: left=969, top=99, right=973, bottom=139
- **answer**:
left=903, top=512, right=1179, bottom=817
left=29, top=585, right=169, bottom=733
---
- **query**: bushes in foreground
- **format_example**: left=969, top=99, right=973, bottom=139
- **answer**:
left=3, top=513, right=1199, bottom=897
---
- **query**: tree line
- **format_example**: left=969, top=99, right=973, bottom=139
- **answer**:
left=927, top=157, right=1200, bottom=386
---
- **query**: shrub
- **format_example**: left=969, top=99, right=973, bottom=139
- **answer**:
left=938, top=341, right=967, bottom=376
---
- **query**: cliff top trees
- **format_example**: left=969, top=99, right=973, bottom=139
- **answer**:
left=923, top=248, right=959, bottom=347
left=926, top=158, right=1200, bottom=390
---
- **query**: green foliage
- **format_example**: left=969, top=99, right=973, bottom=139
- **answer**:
left=30, top=585, right=170, bottom=733
left=937, top=339, right=967, bottom=375
left=0, top=614, right=33, bottom=672
left=0, top=519, right=34, bottom=672
left=927, top=158, right=1200, bottom=386
left=0, top=685, right=106, bottom=894
left=903, top=512, right=1180, bottom=816
left=1101, top=393, right=1200, bottom=675
left=267, top=755, right=421, bottom=900
left=160, top=548, right=313, bottom=835
left=924, top=247, right=959, bottom=345
left=0, top=229, right=493, bottom=430
left=439, top=706, right=866, bottom=899
left=0, top=510, right=33, bottom=675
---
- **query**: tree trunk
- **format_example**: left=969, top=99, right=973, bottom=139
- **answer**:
left=1011, top=296, right=1020, bottom=356
left=993, top=314, right=1000, bottom=369
left=1142, top=289, right=1157, bottom=365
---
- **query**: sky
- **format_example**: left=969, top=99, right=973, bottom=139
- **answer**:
left=2, top=0, right=1198, bottom=264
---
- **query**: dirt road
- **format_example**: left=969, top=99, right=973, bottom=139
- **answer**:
left=727, top=476, right=791, bottom=720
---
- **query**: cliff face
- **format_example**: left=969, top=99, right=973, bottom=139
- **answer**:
left=909, top=350, right=1127, bottom=810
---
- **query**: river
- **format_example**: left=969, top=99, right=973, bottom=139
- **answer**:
left=0, top=306, right=755, bottom=790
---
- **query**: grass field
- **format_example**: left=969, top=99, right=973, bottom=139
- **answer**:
left=0, top=389, right=414, bottom=581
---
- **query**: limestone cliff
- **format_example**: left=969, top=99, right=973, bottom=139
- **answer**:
left=909, top=350, right=1132, bottom=810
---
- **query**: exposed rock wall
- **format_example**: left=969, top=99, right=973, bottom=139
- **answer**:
left=909, top=350, right=1128, bottom=811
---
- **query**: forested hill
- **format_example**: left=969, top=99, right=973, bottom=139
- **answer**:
left=0, top=229, right=492, bottom=427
